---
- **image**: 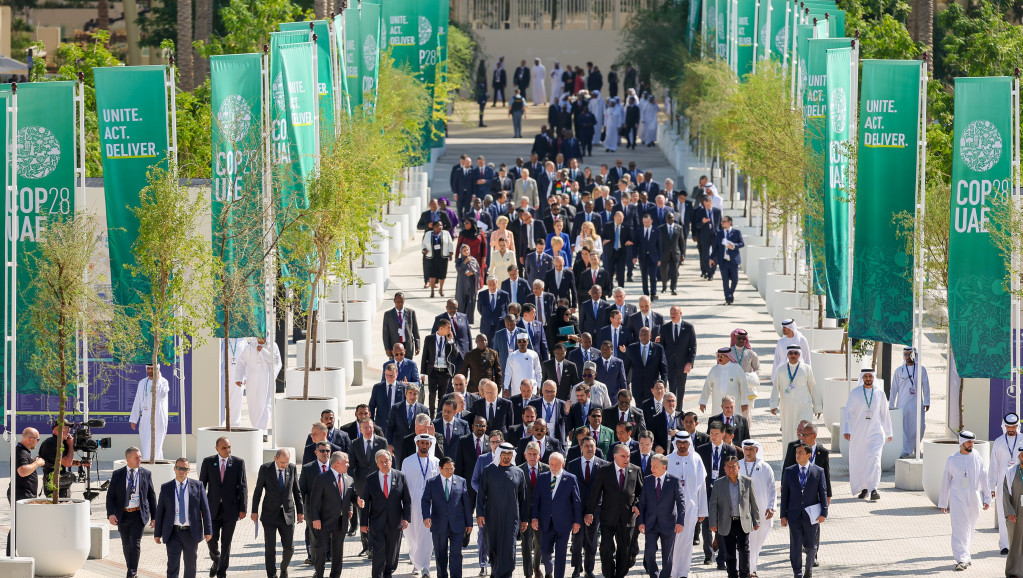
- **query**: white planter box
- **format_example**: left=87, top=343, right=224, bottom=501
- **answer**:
left=336, top=319, right=373, bottom=361
left=369, top=251, right=390, bottom=286
left=296, top=338, right=355, bottom=386
left=756, top=259, right=785, bottom=296
left=770, top=289, right=816, bottom=321
left=345, top=300, right=375, bottom=322
left=323, top=300, right=343, bottom=320
left=823, top=377, right=855, bottom=429
left=15, top=499, right=91, bottom=576
left=195, top=426, right=263, bottom=489
left=355, top=267, right=386, bottom=305
left=743, top=244, right=781, bottom=280
left=274, top=397, right=339, bottom=458
left=810, top=348, right=848, bottom=381
left=343, top=282, right=377, bottom=303
left=284, top=367, right=346, bottom=413
left=803, top=327, right=846, bottom=352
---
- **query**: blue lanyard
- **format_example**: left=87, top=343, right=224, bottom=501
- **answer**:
left=787, top=363, right=799, bottom=385
left=418, top=456, right=430, bottom=480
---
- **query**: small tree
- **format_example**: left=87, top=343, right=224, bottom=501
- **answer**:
left=25, top=216, right=139, bottom=502
left=128, top=164, right=217, bottom=462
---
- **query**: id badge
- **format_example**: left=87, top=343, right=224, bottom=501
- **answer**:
left=128, top=494, right=141, bottom=508
left=434, top=244, right=441, bottom=250
left=960, top=477, right=969, bottom=489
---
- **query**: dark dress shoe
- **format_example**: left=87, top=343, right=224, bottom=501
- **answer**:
left=703, top=556, right=711, bottom=564
left=857, top=489, right=868, bottom=499
left=1003, top=548, right=1011, bottom=555
left=870, top=490, right=881, bottom=501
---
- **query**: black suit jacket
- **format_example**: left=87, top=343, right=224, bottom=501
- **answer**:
left=515, top=437, right=564, bottom=464
left=524, top=291, right=557, bottom=324
left=528, top=397, right=568, bottom=443
left=383, top=307, right=421, bottom=357
left=387, top=401, right=431, bottom=446
left=780, top=463, right=829, bottom=521
left=470, top=397, right=514, bottom=434
left=626, top=311, right=665, bottom=339
left=361, top=469, right=412, bottom=531
left=341, top=420, right=384, bottom=442
left=308, top=470, right=356, bottom=530
left=693, top=206, right=722, bottom=241
left=198, top=455, right=247, bottom=519
left=623, top=341, right=669, bottom=400
left=544, top=269, right=579, bottom=309
left=106, top=466, right=158, bottom=525
left=418, top=209, right=453, bottom=232
left=455, top=435, right=488, bottom=484
left=542, top=359, right=580, bottom=400
left=301, top=459, right=330, bottom=508
left=251, top=462, right=303, bottom=524
left=707, top=413, right=750, bottom=445
left=602, top=406, right=647, bottom=439
left=351, top=435, right=389, bottom=495
left=509, top=394, right=534, bottom=425
left=782, top=442, right=833, bottom=497
left=302, top=441, right=344, bottom=466
left=433, top=312, right=472, bottom=357
left=658, top=320, right=697, bottom=372
left=696, top=442, right=738, bottom=490
left=450, top=164, right=476, bottom=204
left=586, top=463, right=643, bottom=527
left=421, top=334, right=464, bottom=377
left=565, top=445, right=606, bottom=463
left=580, top=299, right=611, bottom=337
left=577, top=269, right=613, bottom=301
left=648, top=410, right=684, bottom=452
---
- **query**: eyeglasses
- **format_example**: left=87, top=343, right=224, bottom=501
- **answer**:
left=317, top=449, right=331, bottom=454
left=25, top=436, right=39, bottom=440
left=787, top=352, right=800, bottom=357
left=175, top=466, right=190, bottom=472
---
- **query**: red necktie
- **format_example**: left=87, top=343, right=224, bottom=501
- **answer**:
left=220, top=459, right=226, bottom=482
left=338, top=474, right=344, bottom=497
left=321, top=464, right=327, bottom=473
left=593, top=271, right=597, bottom=283
left=451, top=315, right=458, bottom=334
left=556, top=363, right=562, bottom=382
left=530, top=467, right=536, bottom=488
left=621, top=411, right=626, bottom=423
left=585, top=461, right=591, bottom=482
left=593, top=429, right=599, bottom=440
left=383, top=474, right=389, bottom=498
left=476, top=438, right=482, bottom=457
left=618, top=469, right=625, bottom=490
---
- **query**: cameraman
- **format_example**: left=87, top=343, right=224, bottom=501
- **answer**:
left=40, top=419, right=88, bottom=499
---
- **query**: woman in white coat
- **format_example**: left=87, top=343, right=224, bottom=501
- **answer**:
left=422, top=220, right=455, bottom=297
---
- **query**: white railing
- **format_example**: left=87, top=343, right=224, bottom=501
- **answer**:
left=452, top=0, right=656, bottom=31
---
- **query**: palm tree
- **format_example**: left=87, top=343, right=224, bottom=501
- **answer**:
left=194, top=0, right=212, bottom=83
left=177, top=0, right=194, bottom=91
left=97, top=0, right=110, bottom=29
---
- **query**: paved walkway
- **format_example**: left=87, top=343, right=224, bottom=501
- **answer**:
left=3, top=103, right=1004, bottom=577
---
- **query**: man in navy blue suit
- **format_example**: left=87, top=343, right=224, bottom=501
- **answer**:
left=597, top=309, right=633, bottom=360
left=518, top=303, right=549, bottom=362
left=381, top=343, right=421, bottom=387
left=529, top=380, right=568, bottom=444
left=422, top=457, right=474, bottom=578
left=580, top=285, right=611, bottom=337
left=595, top=341, right=628, bottom=401
left=710, top=216, right=745, bottom=305
left=387, top=384, right=431, bottom=449
left=624, top=327, right=669, bottom=405
left=693, top=195, right=723, bottom=280
left=107, top=446, right=158, bottom=578
left=472, top=156, right=497, bottom=202
left=433, top=299, right=472, bottom=363
left=434, top=399, right=470, bottom=458
left=451, top=155, right=475, bottom=217
left=532, top=453, right=582, bottom=578
left=637, top=453, right=685, bottom=578
left=780, top=443, right=829, bottom=578
left=154, top=458, right=213, bottom=578
left=370, top=365, right=405, bottom=442
left=477, top=277, right=510, bottom=342
left=634, top=212, right=662, bottom=300
left=501, top=266, right=531, bottom=306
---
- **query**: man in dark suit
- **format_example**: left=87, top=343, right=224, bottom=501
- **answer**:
left=532, top=453, right=582, bottom=578
left=659, top=212, right=685, bottom=295
left=435, top=398, right=470, bottom=458
left=473, top=156, right=497, bottom=200
left=529, top=380, right=569, bottom=444
left=360, top=451, right=412, bottom=578
left=454, top=416, right=490, bottom=548
left=519, top=303, right=550, bottom=362
left=782, top=422, right=833, bottom=499
left=307, top=452, right=357, bottom=578
left=696, top=423, right=739, bottom=568
left=708, top=396, right=751, bottom=446
left=351, top=419, right=389, bottom=556
left=637, top=453, right=685, bottom=578
left=198, top=437, right=247, bottom=578
left=625, top=297, right=664, bottom=339
left=693, top=196, right=722, bottom=280
left=544, top=257, right=579, bottom=308
left=251, top=450, right=303, bottom=578
left=634, top=212, right=662, bottom=300
left=519, top=442, right=552, bottom=577
left=648, top=392, right=683, bottom=452
left=524, top=240, right=554, bottom=286
left=451, top=155, right=476, bottom=216
left=369, top=365, right=404, bottom=443
left=584, top=445, right=643, bottom=578
left=524, top=281, right=557, bottom=326
left=569, top=436, right=607, bottom=577
left=301, top=441, right=333, bottom=564
left=470, top=380, right=514, bottom=434
left=659, top=306, right=697, bottom=399
left=106, top=446, right=158, bottom=578
left=566, top=334, right=601, bottom=375
left=630, top=431, right=657, bottom=476
left=623, top=327, right=668, bottom=405
left=595, top=342, right=628, bottom=401
left=507, top=405, right=537, bottom=448
left=382, top=293, right=420, bottom=358
left=477, top=278, right=511, bottom=342
left=155, top=458, right=213, bottom=578
left=602, top=212, right=632, bottom=287
left=418, top=198, right=453, bottom=233
left=341, top=405, right=384, bottom=442
left=672, top=188, right=693, bottom=262
left=571, top=201, right=605, bottom=239
left=433, top=299, right=472, bottom=361
left=516, top=419, right=565, bottom=464
left=379, top=344, right=421, bottom=388
left=603, top=389, right=647, bottom=439
left=302, top=423, right=346, bottom=466
left=387, top=384, right=431, bottom=449
left=597, top=309, right=633, bottom=359
left=710, top=216, right=745, bottom=305
left=640, top=380, right=668, bottom=426
left=509, top=378, right=538, bottom=427
left=780, top=444, right=829, bottom=578
left=577, top=258, right=613, bottom=300
left=422, top=457, right=474, bottom=578
left=683, top=411, right=711, bottom=448
left=422, top=320, right=464, bottom=415
left=543, top=344, right=580, bottom=401
left=580, top=286, right=611, bottom=337
left=502, top=267, right=532, bottom=306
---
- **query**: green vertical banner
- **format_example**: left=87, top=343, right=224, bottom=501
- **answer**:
left=688, top=0, right=702, bottom=52
left=849, top=60, right=921, bottom=344
left=360, top=1, right=382, bottom=110
left=716, top=0, right=730, bottom=60
left=280, top=21, right=336, bottom=143
left=280, top=42, right=319, bottom=185
left=333, top=13, right=353, bottom=115
left=823, top=46, right=851, bottom=318
left=796, top=23, right=812, bottom=99
left=417, top=0, right=440, bottom=152
left=735, top=0, right=756, bottom=78
left=270, top=30, right=310, bottom=210
left=948, top=76, right=1013, bottom=379
left=0, top=82, right=77, bottom=395
left=210, top=53, right=266, bottom=338
left=342, top=8, right=362, bottom=111
left=431, top=0, right=449, bottom=150
left=803, top=38, right=847, bottom=297
left=760, top=0, right=788, bottom=61
left=94, top=66, right=170, bottom=315
left=383, top=0, right=420, bottom=74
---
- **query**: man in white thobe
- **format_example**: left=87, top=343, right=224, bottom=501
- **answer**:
left=842, top=368, right=893, bottom=500
left=129, top=365, right=169, bottom=461
left=770, top=345, right=822, bottom=448
left=224, top=337, right=248, bottom=428
left=740, top=440, right=775, bottom=577
left=990, top=413, right=1020, bottom=554
left=504, top=332, right=542, bottom=395
left=939, top=430, right=991, bottom=571
left=667, top=431, right=707, bottom=578
left=402, top=434, right=440, bottom=576
left=771, top=319, right=811, bottom=380
left=889, top=346, right=931, bottom=458
left=640, top=94, right=658, bottom=145
left=531, top=58, right=547, bottom=106
left=589, top=91, right=606, bottom=146
left=699, top=347, right=750, bottom=416
left=236, top=335, right=283, bottom=433
left=603, top=99, right=621, bottom=152
left=549, top=63, right=563, bottom=103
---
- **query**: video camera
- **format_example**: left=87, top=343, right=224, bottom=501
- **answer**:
left=71, top=417, right=112, bottom=453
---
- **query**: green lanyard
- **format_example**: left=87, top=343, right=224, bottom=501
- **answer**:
left=863, top=386, right=874, bottom=411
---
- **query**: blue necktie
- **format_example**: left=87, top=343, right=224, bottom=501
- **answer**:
left=278, top=470, right=284, bottom=491
left=799, top=467, right=807, bottom=489
left=615, top=226, right=621, bottom=249
left=407, top=405, right=414, bottom=425
left=177, top=483, right=186, bottom=524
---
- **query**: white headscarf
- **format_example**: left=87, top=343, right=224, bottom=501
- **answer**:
left=857, top=368, right=876, bottom=387
left=782, top=319, right=805, bottom=340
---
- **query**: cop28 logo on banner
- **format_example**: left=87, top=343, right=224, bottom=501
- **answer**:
left=418, top=16, right=432, bottom=46
left=830, top=88, right=847, bottom=134
left=217, top=95, right=252, bottom=144
left=775, top=28, right=788, bottom=56
left=959, top=119, right=1003, bottom=173
left=16, top=126, right=61, bottom=179
left=272, top=72, right=286, bottom=112
left=364, top=34, right=378, bottom=71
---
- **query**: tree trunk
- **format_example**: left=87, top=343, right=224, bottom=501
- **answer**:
left=193, top=0, right=212, bottom=85
left=51, top=310, right=68, bottom=504
left=151, top=338, right=159, bottom=464
left=176, top=0, right=194, bottom=92
left=908, top=0, right=933, bottom=71
left=97, top=0, right=110, bottom=30
left=314, top=0, right=326, bottom=18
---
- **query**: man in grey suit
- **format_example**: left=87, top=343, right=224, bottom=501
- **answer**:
left=709, top=457, right=760, bottom=578
left=514, top=169, right=540, bottom=209
left=659, top=213, right=684, bottom=295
